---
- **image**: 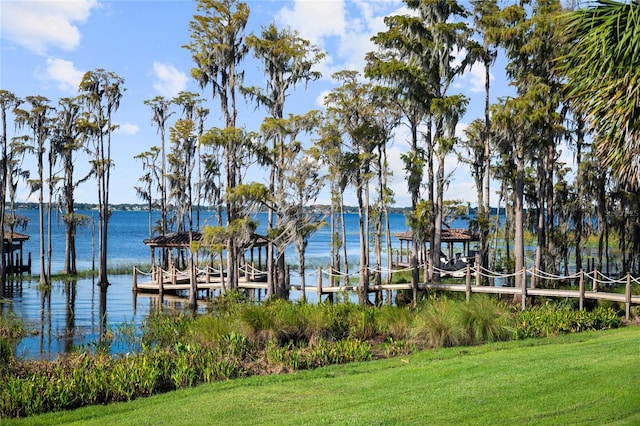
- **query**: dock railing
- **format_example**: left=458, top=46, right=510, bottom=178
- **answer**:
left=133, top=263, right=640, bottom=319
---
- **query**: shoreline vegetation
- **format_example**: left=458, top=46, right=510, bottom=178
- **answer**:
left=0, top=291, right=627, bottom=420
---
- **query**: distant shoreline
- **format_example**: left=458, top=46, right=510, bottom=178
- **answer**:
left=11, top=202, right=504, bottom=216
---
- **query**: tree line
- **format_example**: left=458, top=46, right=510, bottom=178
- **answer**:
left=1, top=0, right=639, bottom=306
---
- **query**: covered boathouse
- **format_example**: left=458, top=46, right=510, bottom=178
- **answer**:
left=393, top=228, right=479, bottom=270
left=134, top=231, right=271, bottom=296
left=3, top=231, right=31, bottom=274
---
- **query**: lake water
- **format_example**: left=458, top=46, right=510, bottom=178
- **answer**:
left=1, top=208, right=472, bottom=360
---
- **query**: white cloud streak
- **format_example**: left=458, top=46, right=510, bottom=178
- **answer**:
left=1, top=0, right=98, bottom=55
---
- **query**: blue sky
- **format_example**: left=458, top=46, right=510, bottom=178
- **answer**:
left=0, top=0, right=528, bottom=207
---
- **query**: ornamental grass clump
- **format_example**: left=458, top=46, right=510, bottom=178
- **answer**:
left=377, top=305, right=413, bottom=341
left=189, top=314, right=239, bottom=346
left=240, top=303, right=276, bottom=346
left=413, top=298, right=465, bottom=348
left=457, top=295, right=513, bottom=345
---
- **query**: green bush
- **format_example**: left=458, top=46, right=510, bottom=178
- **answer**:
left=413, top=298, right=464, bottom=348
left=513, top=303, right=622, bottom=339
left=458, top=295, right=513, bottom=345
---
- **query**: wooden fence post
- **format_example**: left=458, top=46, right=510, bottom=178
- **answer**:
left=593, top=270, right=598, bottom=293
left=132, top=266, right=138, bottom=292
left=465, top=264, right=471, bottom=302
left=521, top=268, right=527, bottom=311
left=531, top=266, right=536, bottom=289
left=159, top=265, right=164, bottom=297
left=625, top=274, right=632, bottom=321
left=317, top=267, right=323, bottom=297
left=579, top=270, right=585, bottom=310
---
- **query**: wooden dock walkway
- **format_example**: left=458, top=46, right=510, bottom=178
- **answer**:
left=132, top=264, right=640, bottom=320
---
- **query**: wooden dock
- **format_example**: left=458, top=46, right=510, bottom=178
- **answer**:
left=133, top=264, right=269, bottom=295
left=132, top=264, right=640, bottom=320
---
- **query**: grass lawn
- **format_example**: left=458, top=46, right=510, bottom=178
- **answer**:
left=6, top=327, right=640, bottom=425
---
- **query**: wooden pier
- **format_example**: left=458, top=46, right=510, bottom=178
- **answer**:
left=132, top=263, right=640, bottom=319
left=133, top=264, right=270, bottom=295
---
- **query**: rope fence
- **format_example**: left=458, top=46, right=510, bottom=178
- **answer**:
left=132, top=261, right=640, bottom=319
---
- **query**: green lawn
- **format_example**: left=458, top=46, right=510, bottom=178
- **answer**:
left=7, top=327, right=640, bottom=425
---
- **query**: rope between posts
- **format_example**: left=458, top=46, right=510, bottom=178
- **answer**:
left=134, top=267, right=152, bottom=276
left=476, top=264, right=525, bottom=279
left=368, top=264, right=420, bottom=274
left=584, top=270, right=628, bottom=286
left=529, top=268, right=581, bottom=281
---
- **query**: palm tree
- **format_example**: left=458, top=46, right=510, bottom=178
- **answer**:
left=557, top=0, right=640, bottom=190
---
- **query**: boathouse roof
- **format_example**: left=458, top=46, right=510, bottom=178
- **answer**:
left=395, top=228, right=478, bottom=242
left=3, top=231, right=29, bottom=242
left=144, top=231, right=268, bottom=249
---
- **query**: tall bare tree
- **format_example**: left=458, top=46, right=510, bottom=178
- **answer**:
left=244, top=23, right=324, bottom=299
left=0, top=90, right=22, bottom=284
left=78, top=69, right=125, bottom=287
left=14, top=96, right=53, bottom=285
left=185, top=0, right=249, bottom=291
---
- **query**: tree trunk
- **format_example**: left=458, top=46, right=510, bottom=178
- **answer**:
left=357, top=177, right=369, bottom=305
left=514, top=146, right=526, bottom=290
left=432, top=155, right=445, bottom=282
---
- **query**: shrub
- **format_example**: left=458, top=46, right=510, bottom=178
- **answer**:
left=513, top=303, right=622, bottom=339
left=458, top=295, right=513, bottom=345
left=413, top=298, right=464, bottom=348
left=240, top=304, right=275, bottom=346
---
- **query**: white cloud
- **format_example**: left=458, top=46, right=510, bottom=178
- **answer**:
left=42, top=58, right=84, bottom=91
left=316, top=89, right=331, bottom=108
left=456, top=62, right=491, bottom=94
left=276, top=1, right=405, bottom=80
left=115, top=122, right=139, bottom=135
left=152, top=62, right=188, bottom=98
left=277, top=0, right=347, bottom=44
left=0, top=0, right=97, bottom=55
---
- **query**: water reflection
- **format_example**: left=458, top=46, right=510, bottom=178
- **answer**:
left=39, top=285, right=51, bottom=356
left=64, top=280, right=76, bottom=353
left=99, top=282, right=108, bottom=348
left=1, top=274, right=219, bottom=360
